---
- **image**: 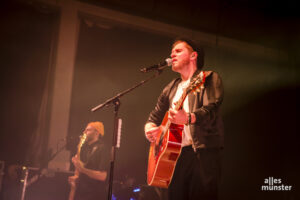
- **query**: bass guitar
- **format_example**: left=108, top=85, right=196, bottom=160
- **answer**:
left=68, top=133, right=87, bottom=200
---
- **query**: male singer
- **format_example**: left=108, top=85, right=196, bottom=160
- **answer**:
left=145, top=38, right=224, bottom=200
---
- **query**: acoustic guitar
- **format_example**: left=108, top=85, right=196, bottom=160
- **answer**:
left=147, top=71, right=205, bottom=188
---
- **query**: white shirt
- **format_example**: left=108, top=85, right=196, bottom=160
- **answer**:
left=171, top=79, right=192, bottom=147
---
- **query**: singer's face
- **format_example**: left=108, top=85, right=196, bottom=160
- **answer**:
left=84, top=125, right=99, bottom=141
left=171, top=42, right=193, bottom=72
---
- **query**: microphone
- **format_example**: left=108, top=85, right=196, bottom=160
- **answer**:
left=140, top=58, right=172, bottom=73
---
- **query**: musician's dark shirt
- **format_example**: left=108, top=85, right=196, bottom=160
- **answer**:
left=74, top=139, right=108, bottom=200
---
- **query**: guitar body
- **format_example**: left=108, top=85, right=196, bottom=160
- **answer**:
left=147, top=112, right=184, bottom=188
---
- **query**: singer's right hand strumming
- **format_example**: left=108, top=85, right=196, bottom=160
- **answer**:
left=144, top=123, right=161, bottom=143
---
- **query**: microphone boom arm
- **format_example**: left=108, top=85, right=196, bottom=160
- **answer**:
left=91, top=70, right=164, bottom=112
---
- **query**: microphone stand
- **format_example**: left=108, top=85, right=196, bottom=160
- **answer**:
left=91, top=69, right=165, bottom=200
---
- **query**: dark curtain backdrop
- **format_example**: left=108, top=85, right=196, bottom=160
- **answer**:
left=0, top=2, right=57, bottom=165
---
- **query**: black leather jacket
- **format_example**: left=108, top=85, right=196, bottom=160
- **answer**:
left=147, top=70, right=224, bottom=150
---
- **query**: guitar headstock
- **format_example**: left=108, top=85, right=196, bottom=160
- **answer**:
left=173, top=71, right=206, bottom=111
left=78, top=134, right=87, bottom=149
left=186, top=71, right=205, bottom=94
left=76, top=133, right=87, bottom=159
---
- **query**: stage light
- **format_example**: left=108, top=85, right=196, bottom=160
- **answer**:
left=133, top=187, right=141, bottom=193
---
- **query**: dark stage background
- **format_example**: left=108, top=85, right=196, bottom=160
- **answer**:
left=0, top=1, right=299, bottom=200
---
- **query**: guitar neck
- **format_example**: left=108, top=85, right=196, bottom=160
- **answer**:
left=76, top=147, right=81, bottom=161
left=174, top=89, right=188, bottom=111
left=77, top=134, right=87, bottom=161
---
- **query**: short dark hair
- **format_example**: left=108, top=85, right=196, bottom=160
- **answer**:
left=172, top=37, right=205, bottom=70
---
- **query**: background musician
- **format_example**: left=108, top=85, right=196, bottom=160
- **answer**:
left=68, top=121, right=108, bottom=200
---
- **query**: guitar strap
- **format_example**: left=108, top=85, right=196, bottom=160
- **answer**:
left=199, top=71, right=206, bottom=107
left=188, top=71, right=206, bottom=111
